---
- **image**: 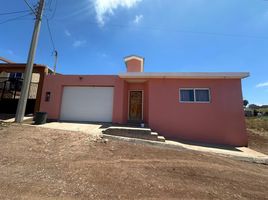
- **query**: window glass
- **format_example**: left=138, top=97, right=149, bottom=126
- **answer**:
left=9, top=72, right=16, bottom=78
left=16, top=73, right=22, bottom=78
left=180, top=89, right=194, bottom=102
left=9, top=72, right=22, bottom=79
left=195, top=89, right=210, bottom=102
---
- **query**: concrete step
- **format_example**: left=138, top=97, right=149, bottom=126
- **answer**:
left=151, top=132, right=158, bottom=136
left=157, top=136, right=166, bottom=142
left=102, top=127, right=165, bottom=142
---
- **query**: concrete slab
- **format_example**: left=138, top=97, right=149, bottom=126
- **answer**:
left=103, top=134, right=268, bottom=165
left=0, top=116, right=33, bottom=123
left=165, top=140, right=268, bottom=164
left=34, top=122, right=104, bottom=137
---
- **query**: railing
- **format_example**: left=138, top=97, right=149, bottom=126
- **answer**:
left=0, top=77, right=38, bottom=100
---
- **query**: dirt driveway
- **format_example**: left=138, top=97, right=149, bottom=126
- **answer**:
left=0, top=124, right=267, bottom=200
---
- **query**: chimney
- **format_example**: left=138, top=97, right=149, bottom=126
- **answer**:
left=124, top=55, right=144, bottom=72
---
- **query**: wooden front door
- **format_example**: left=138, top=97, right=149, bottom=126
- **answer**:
left=129, top=91, right=143, bottom=121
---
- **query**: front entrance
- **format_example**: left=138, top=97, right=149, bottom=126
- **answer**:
left=128, top=90, right=143, bottom=121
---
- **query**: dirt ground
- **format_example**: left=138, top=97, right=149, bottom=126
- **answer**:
left=0, top=124, right=267, bottom=200
left=248, top=129, right=268, bottom=155
left=246, top=116, right=268, bottom=154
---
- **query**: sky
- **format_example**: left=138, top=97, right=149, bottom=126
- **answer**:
left=0, top=0, right=268, bottom=105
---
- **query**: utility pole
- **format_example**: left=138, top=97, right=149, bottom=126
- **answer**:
left=15, top=0, right=45, bottom=123
left=53, top=50, right=58, bottom=75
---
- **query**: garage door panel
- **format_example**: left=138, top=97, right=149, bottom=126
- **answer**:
left=60, top=87, right=114, bottom=122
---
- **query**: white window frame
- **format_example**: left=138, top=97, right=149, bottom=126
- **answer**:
left=179, top=88, right=211, bottom=103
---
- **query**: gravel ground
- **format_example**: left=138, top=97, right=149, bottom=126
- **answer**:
left=0, top=124, right=267, bottom=200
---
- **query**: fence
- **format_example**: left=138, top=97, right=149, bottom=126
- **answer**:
left=0, top=77, right=38, bottom=100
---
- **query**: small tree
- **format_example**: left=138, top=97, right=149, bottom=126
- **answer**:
left=243, top=100, right=249, bottom=107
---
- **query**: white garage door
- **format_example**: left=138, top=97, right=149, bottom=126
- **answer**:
left=60, top=87, right=114, bottom=122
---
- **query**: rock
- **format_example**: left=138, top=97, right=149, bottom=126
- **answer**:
left=103, top=138, right=108, bottom=144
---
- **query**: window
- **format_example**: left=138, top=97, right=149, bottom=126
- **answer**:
left=180, top=88, right=210, bottom=103
left=9, top=72, right=23, bottom=79
left=195, top=89, right=210, bottom=102
left=180, top=89, right=194, bottom=102
left=45, top=92, right=51, bottom=102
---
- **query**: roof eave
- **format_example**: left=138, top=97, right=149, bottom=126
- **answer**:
left=118, top=72, right=250, bottom=79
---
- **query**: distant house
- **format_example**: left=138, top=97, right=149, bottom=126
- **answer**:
left=0, top=70, right=40, bottom=83
left=0, top=57, right=52, bottom=114
left=244, top=108, right=254, bottom=117
left=0, top=71, right=40, bottom=99
left=40, top=55, right=249, bottom=146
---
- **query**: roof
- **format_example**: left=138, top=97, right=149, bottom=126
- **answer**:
left=0, top=57, right=15, bottom=64
left=119, top=72, right=249, bottom=79
left=124, top=55, right=144, bottom=63
left=0, top=63, right=53, bottom=74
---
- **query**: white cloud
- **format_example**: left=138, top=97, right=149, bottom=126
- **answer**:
left=91, top=0, right=142, bottom=25
left=73, top=40, right=87, bottom=47
left=64, top=29, right=71, bottom=37
left=256, top=81, right=268, bottom=88
left=133, top=14, right=143, bottom=24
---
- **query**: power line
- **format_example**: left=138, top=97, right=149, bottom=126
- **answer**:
left=0, top=13, right=33, bottom=25
left=45, top=16, right=56, bottom=51
left=23, top=0, right=37, bottom=15
left=46, top=0, right=58, bottom=20
left=0, top=10, right=29, bottom=16
left=47, top=0, right=53, bottom=10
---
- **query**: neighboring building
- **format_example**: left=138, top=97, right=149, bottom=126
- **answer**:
left=244, top=108, right=254, bottom=117
left=0, top=72, right=40, bottom=99
left=0, top=58, right=52, bottom=114
left=40, top=55, right=249, bottom=146
left=0, top=71, right=40, bottom=82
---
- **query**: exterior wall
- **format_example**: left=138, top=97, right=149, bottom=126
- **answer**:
left=147, top=79, right=247, bottom=146
left=40, top=75, right=125, bottom=123
left=31, top=73, right=40, bottom=83
left=40, top=74, right=247, bottom=146
left=126, top=59, right=143, bottom=72
left=0, top=71, right=9, bottom=79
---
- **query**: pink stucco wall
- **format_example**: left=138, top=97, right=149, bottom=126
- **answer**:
left=126, top=59, right=143, bottom=72
left=40, top=75, right=126, bottom=124
left=40, top=75, right=247, bottom=146
left=147, top=79, right=247, bottom=146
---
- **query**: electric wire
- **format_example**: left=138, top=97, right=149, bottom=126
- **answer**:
left=46, top=0, right=57, bottom=20
left=0, top=10, right=30, bottom=16
left=45, top=16, right=56, bottom=52
left=23, top=0, right=37, bottom=15
left=0, top=13, right=33, bottom=25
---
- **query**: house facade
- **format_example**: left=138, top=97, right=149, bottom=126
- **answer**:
left=40, top=56, right=249, bottom=146
left=0, top=59, right=52, bottom=114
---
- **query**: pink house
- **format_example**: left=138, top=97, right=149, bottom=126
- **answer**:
left=40, top=55, right=249, bottom=146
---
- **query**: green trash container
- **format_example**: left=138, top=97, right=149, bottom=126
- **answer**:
left=35, top=112, right=47, bottom=125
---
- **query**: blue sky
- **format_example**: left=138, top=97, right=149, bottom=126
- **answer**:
left=0, top=0, right=268, bottom=105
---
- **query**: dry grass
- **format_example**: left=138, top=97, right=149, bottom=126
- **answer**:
left=245, top=116, right=268, bottom=132
left=246, top=116, right=268, bottom=154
